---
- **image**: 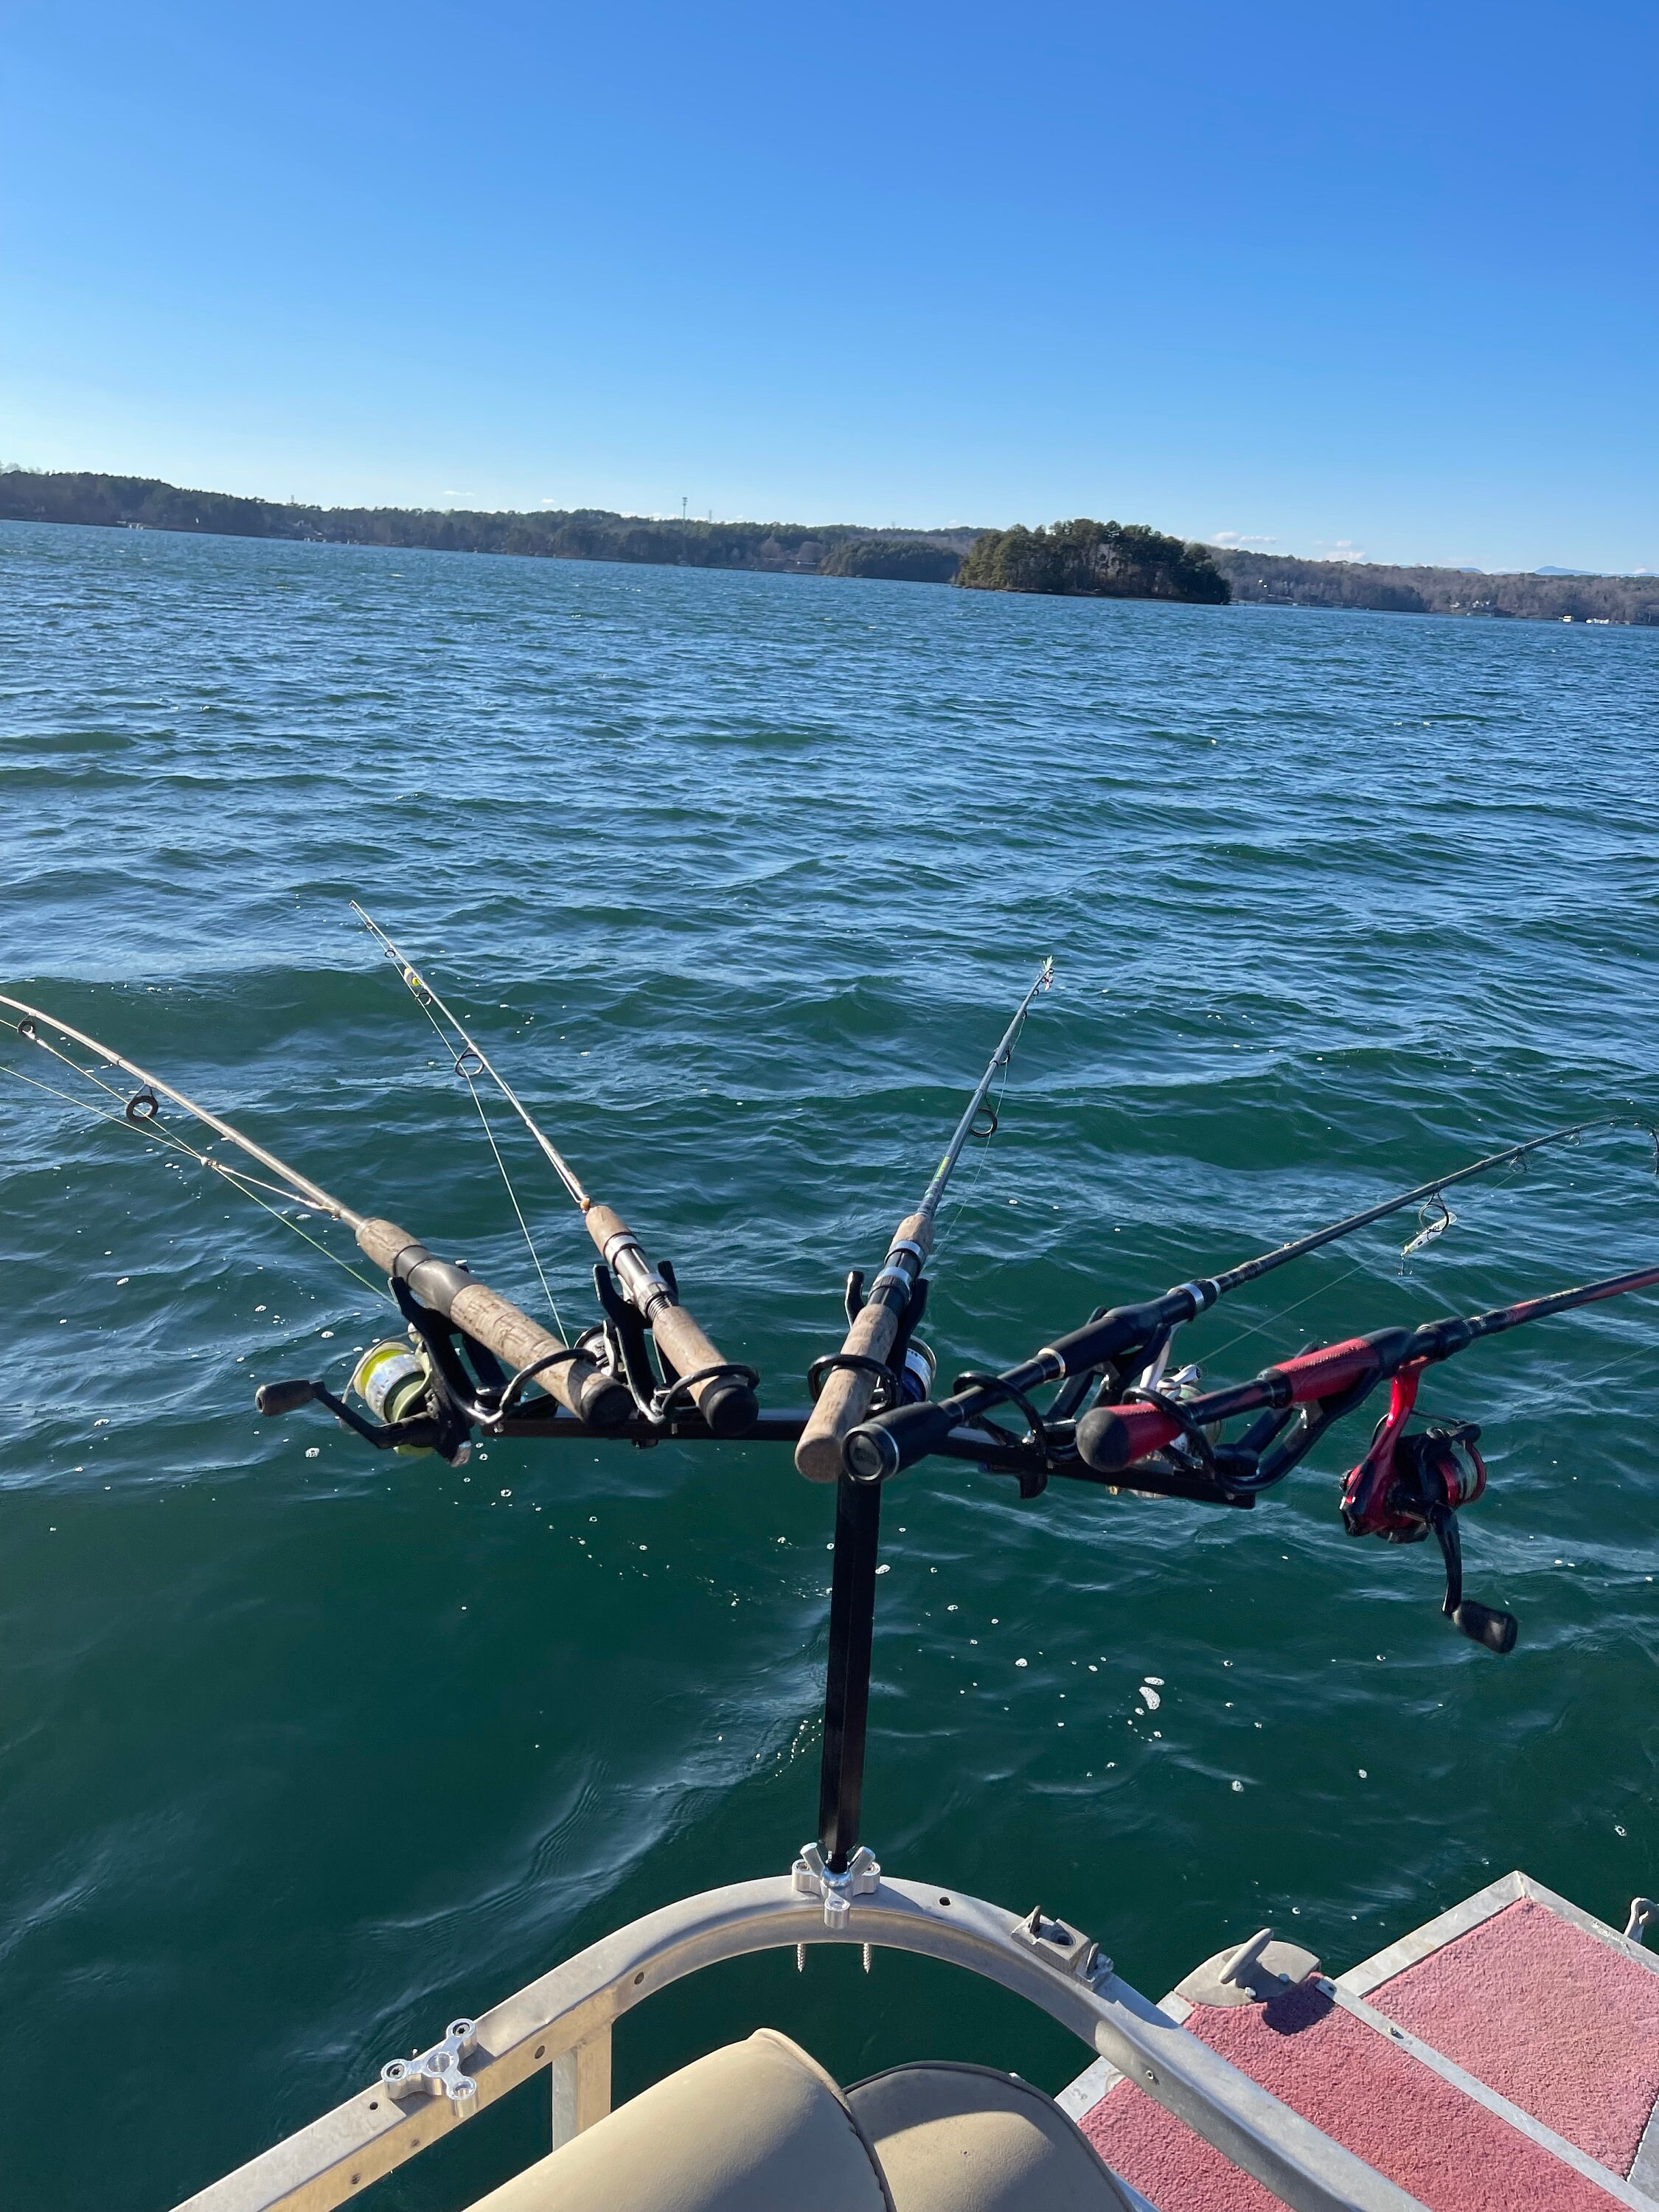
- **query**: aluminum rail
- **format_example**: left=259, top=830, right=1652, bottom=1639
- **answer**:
left=173, top=1872, right=1427, bottom=2212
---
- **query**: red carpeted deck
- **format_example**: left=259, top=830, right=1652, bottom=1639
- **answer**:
left=1366, top=1898, right=1659, bottom=2174
left=1069, top=1872, right=1659, bottom=2210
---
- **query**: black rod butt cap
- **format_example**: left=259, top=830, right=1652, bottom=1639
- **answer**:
left=699, top=1376, right=761, bottom=1439
left=844, top=1396, right=954, bottom=1480
left=256, top=1379, right=316, bottom=1416
left=1074, top=1405, right=1131, bottom=1473
left=844, top=1422, right=901, bottom=1483
left=1453, top=1599, right=1518, bottom=1655
left=577, top=1369, right=636, bottom=1432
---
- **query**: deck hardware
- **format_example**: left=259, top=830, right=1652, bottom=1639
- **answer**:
left=792, top=1840, right=880, bottom=1928
left=1177, top=1929, right=1322, bottom=2007
left=1015, top=1905, right=1105, bottom=1982
left=1221, top=1928, right=1276, bottom=1989
left=379, top=2017, right=479, bottom=2108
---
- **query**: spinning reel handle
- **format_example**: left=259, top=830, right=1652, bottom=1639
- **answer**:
left=1451, top=1599, right=1518, bottom=1656
left=254, top=1378, right=316, bottom=1416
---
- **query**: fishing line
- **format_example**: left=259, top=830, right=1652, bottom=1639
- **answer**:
left=1196, top=1212, right=1482, bottom=1367
left=7, top=1035, right=309, bottom=1202
left=1180, top=1121, right=1659, bottom=1371
left=200, top=1175, right=392, bottom=1302
left=1197, top=1258, right=1371, bottom=1366
left=352, top=904, right=591, bottom=1205
left=355, top=919, right=567, bottom=1335
left=797, top=958, right=1053, bottom=1482
left=352, top=902, right=757, bottom=1438
left=459, top=1076, right=566, bottom=1338
left=1, top=1055, right=305, bottom=1200
left=0, top=1051, right=391, bottom=1303
left=3, top=983, right=639, bottom=1435
left=1510, top=1329, right=1657, bottom=1412
left=927, top=981, right=1049, bottom=1262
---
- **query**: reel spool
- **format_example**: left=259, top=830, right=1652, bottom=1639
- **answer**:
left=1346, top=1421, right=1487, bottom=1544
left=351, top=1339, right=436, bottom=1455
left=898, top=1338, right=936, bottom=1408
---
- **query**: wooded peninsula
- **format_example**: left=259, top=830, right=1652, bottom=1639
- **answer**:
left=3, top=469, right=1655, bottom=625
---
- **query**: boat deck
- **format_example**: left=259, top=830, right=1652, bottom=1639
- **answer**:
left=1060, top=1872, right=1659, bottom=2210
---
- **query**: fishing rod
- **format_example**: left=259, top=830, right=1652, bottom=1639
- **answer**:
left=1074, top=1259, right=1659, bottom=1479
left=353, top=906, right=759, bottom=1438
left=0, top=991, right=634, bottom=1441
left=1069, top=1258, right=1659, bottom=1655
left=842, top=1116, right=1658, bottom=1482
left=794, top=958, right=1054, bottom=1481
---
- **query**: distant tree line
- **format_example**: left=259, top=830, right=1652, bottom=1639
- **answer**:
left=1209, top=549, right=1659, bottom=625
left=956, top=518, right=1230, bottom=604
left=818, top=536, right=963, bottom=582
left=4, top=470, right=1655, bottom=623
left=0, top=470, right=975, bottom=580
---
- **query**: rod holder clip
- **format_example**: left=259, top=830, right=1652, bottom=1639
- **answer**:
left=792, top=1841, right=881, bottom=1929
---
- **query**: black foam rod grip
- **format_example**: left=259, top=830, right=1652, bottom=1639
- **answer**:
left=1453, top=1599, right=1519, bottom=1655
left=255, top=1378, right=316, bottom=1416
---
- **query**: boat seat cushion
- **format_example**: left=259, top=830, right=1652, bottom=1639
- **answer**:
left=465, top=2028, right=894, bottom=2212
left=849, top=2062, right=1135, bottom=2211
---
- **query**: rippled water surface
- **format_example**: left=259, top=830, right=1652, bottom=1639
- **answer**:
left=4, top=520, right=1658, bottom=2208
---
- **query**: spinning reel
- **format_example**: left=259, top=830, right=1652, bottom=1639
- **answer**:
left=1340, top=1362, right=1518, bottom=1654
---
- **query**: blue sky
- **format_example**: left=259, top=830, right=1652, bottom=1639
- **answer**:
left=3, top=2, right=1655, bottom=570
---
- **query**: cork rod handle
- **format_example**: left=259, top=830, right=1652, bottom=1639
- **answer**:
left=582, top=1205, right=758, bottom=1438
left=355, top=1217, right=630, bottom=1430
left=795, top=1212, right=933, bottom=1483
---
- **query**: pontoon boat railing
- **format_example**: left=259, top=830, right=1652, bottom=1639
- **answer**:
left=173, top=1868, right=1428, bottom=2212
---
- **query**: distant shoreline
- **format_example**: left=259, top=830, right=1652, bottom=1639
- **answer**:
left=3, top=469, right=1655, bottom=626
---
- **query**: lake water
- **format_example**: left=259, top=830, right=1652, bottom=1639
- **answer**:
left=4, top=519, right=1658, bottom=2208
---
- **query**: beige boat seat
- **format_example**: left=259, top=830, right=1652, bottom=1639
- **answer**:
left=466, top=2029, right=893, bottom=2211
left=849, top=2062, right=1135, bottom=2211
left=465, top=2033, right=1132, bottom=2212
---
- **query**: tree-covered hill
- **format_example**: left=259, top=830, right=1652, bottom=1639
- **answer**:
left=956, top=518, right=1230, bottom=603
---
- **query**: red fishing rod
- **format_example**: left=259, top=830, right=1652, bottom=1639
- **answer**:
left=1073, top=1261, right=1659, bottom=1475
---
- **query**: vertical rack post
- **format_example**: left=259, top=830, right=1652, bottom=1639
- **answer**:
left=815, top=1470, right=883, bottom=1874
left=813, top=1273, right=925, bottom=1874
